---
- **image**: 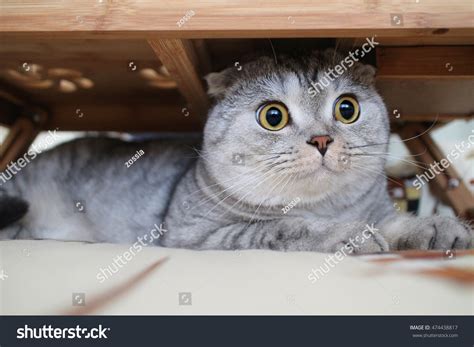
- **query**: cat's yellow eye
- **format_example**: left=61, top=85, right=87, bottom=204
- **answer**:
left=334, top=95, right=360, bottom=124
left=256, top=101, right=289, bottom=131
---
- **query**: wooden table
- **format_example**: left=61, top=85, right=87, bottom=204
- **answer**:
left=0, top=0, right=473, bottom=218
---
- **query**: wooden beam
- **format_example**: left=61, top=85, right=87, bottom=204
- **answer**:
left=45, top=103, right=203, bottom=132
left=377, top=79, right=474, bottom=118
left=148, top=39, right=209, bottom=119
left=377, top=46, right=474, bottom=79
left=400, top=124, right=474, bottom=220
left=390, top=114, right=473, bottom=124
left=0, top=1, right=473, bottom=39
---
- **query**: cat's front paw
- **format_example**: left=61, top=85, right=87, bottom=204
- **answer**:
left=331, top=223, right=389, bottom=254
left=397, top=216, right=472, bottom=251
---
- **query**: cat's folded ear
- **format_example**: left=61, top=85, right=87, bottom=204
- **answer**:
left=352, top=63, right=376, bottom=86
left=319, top=48, right=376, bottom=86
left=204, top=67, right=236, bottom=98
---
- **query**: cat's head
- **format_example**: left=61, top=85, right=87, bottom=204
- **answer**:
left=201, top=49, right=389, bottom=207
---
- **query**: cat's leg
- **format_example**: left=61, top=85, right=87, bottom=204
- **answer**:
left=380, top=214, right=472, bottom=251
left=170, top=218, right=389, bottom=253
left=0, top=224, right=26, bottom=240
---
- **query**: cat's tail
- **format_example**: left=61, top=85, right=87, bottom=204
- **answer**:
left=0, top=195, right=29, bottom=229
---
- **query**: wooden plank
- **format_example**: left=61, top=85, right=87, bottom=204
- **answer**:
left=33, top=106, right=474, bottom=131
left=360, top=36, right=474, bottom=46
left=45, top=103, right=203, bottom=132
left=0, top=1, right=473, bottom=39
left=376, top=79, right=474, bottom=117
left=377, top=46, right=474, bottom=78
left=148, top=39, right=209, bottom=119
left=400, top=124, right=474, bottom=220
left=390, top=114, right=473, bottom=123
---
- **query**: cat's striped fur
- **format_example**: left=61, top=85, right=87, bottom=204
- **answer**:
left=0, top=50, right=472, bottom=252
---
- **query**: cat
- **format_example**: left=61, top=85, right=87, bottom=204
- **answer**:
left=0, top=49, right=472, bottom=253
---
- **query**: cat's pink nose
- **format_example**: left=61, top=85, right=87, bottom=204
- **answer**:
left=307, top=135, right=333, bottom=156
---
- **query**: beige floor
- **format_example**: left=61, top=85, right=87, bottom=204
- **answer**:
left=0, top=240, right=473, bottom=315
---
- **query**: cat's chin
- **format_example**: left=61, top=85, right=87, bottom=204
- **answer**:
left=284, top=171, right=340, bottom=200
left=294, top=163, right=340, bottom=182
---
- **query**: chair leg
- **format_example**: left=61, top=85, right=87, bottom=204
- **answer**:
left=0, top=117, right=39, bottom=171
left=399, top=123, right=474, bottom=221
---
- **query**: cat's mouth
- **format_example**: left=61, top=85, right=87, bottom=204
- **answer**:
left=319, top=161, right=337, bottom=173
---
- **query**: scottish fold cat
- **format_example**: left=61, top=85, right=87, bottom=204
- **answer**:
left=0, top=50, right=471, bottom=253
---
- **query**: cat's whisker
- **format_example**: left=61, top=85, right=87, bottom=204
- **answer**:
left=399, top=113, right=439, bottom=143
left=350, top=162, right=404, bottom=187
left=345, top=142, right=390, bottom=150
left=346, top=145, right=427, bottom=158
left=351, top=161, right=392, bottom=179
left=352, top=147, right=428, bottom=158
left=344, top=141, right=430, bottom=168
left=182, top=157, right=278, bottom=201
left=254, top=155, right=281, bottom=164
left=191, top=149, right=294, bottom=168
left=186, top=160, right=279, bottom=212
left=185, top=150, right=294, bottom=205
left=236, top=172, right=294, bottom=235
left=351, top=167, right=388, bottom=188
left=191, top=145, right=296, bottom=168
left=349, top=152, right=430, bottom=170
left=203, top=167, right=284, bottom=218
left=188, top=171, right=268, bottom=215
left=272, top=172, right=298, bottom=210
left=198, top=160, right=280, bottom=204
left=243, top=172, right=294, bottom=226
left=191, top=146, right=293, bottom=158
left=244, top=152, right=294, bottom=157
left=358, top=152, right=430, bottom=170
left=220, top=170, right=289, bottom=220
left=351, top=166, right=392, bottom=188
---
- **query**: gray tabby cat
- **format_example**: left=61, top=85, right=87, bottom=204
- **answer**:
left=0, top=50, right=472, bottom=253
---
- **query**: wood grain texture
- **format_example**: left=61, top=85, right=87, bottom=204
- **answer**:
left=0, top=118, right=39, bottom=171
left=148, top=39, right=209, bottom=119
left=44, top=102, right=203, bottom=132
left=377, top=46, right=474, bottom=78
left=376, top=79, right=474, bottom=119
left=0, top=0, right=473, bottom=38
left=390, top=114, right=473, bottom=123
left=1, top=39, right=473, bottom=132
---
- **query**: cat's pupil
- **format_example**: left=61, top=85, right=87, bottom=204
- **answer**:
left=339, top=100, right=355, bottom=119
left=266, top=107, right=282, bottom=126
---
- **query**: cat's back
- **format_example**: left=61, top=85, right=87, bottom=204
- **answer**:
left=12, top=134, right=200, bottom=183
left=3, top=135, right=200, bottom=242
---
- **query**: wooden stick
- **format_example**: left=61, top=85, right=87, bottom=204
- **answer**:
left=0, top=117, right=39, bottom=171
left=148, top=39, right=209, bottom=120
left=399, top=124, right=474, bottom=220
